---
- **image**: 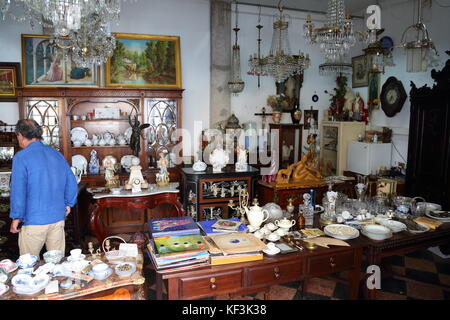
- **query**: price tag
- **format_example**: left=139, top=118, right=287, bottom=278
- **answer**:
left=119, top=243, right=138, bottom=257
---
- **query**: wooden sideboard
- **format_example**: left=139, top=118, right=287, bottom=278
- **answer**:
left=154, top=238, right=365, bottom=300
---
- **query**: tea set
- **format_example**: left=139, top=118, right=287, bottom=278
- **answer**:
left=1, top=245, right=137, bottom=296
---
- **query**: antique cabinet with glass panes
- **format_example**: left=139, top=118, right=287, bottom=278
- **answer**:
left=17, top=88, right=183, bottom=187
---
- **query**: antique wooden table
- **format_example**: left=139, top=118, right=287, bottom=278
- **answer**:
left=152, top=238, right=367, bottom=300
left=88, top=183, right=184, bottom=244
left=2, top=253, right=146, bottom=300
left=364, top=221, right=450, bottom=300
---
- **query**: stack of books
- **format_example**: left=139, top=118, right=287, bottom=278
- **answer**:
left=147, top=217, right=210, bottom=272
left=197, top=218, right=248, bottom=236
left=204, top=232, right=267, bottom=266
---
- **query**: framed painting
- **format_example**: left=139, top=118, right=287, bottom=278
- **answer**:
left=0, top=62, right=21, bottom=102
left=352, top=55, right=369, bottom=88
left=105, top=33, right=182, bottom=88
left=304, top=108, right=318, bottom=130
left=21, top=34, right=99, bottom=87
left=368, top=73, right=381, bottom=110
left=275, top=73, right=303, bottom=112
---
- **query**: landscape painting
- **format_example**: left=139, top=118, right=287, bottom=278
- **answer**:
left=21, top=34, right=98, bottom=87
left=105, top=33, right=181, bottom=88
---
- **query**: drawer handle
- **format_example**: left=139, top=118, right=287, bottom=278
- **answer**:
left=210, top=277, right=217, bottom=290
left=274, top=267, right=280, bottom=279
left=330, top=257, right=337, bottom=268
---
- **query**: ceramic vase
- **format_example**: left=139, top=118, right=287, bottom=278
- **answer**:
left=271, top=111, right=282, bottom=124
left=291, top=108, right=302, bottom=124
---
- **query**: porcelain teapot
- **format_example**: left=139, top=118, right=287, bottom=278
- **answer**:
left=275, top=217, right=296, bottom=229
left=244, top=200, right=269, bottom=229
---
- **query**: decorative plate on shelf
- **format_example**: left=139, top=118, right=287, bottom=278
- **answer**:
left=70, top=127, right=88, bottom=143
left=71, top=155, right=87, bottom=175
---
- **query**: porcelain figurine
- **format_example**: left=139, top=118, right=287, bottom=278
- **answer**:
left=125, top=157, right=149, bottom=192
left=156, top=153, right=170, bottom=187
left=88, top=150, right=100, bottom=175
left=209, top=145, right=229, bottom=172
left=103, top=156, right=119, bottom=189
left=235, top=146, right=248, bottom=172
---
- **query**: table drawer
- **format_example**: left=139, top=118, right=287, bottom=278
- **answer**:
left=307, top=250, right=355, bottom=276
left=247, top=260, right=303, bottom=287
left=179, top=270, right=243, bottom=299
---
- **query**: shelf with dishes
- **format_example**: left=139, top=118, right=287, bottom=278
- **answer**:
left=71, top=145, right=131, bottom=149
left=70, top=119, right=130, bottom=123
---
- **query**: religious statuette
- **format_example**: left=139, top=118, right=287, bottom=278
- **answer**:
left=235, top=146, right=248, bottom=172
left=155, top=153, right=170, bottom=187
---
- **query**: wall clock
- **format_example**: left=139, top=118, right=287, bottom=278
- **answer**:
left=380, top=76, right=407, bottom=117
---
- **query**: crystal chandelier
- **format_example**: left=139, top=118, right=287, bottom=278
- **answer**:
left=0, top=0, right=131, bottom=66
left=303, top=0, right=356, bottom=76
left=399, top=0, right=439, bottom=72
left=228, top=1, right=245, bottom=95
left=248, top=5, right=267, bottom=88
left=260, top=3, right=310, bottom=83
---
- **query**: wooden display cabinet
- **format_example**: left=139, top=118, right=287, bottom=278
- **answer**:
left=319, top=121, right=365, bottom=176
left=17, top=87, right=184, bottom=186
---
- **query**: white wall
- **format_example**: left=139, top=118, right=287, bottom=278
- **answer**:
left=231, top=0, right=450, bottom=168
left=230, top=5, right=336, bottom=152
left=350, top=0, right=450, bottom=167
left=0, top=0, right=210, bottom=156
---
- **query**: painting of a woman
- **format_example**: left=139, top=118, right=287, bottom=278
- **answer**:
left=45, top=54, right=64, bottom=82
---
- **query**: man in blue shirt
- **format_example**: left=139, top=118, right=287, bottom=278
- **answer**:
left=9, top=119, right=78, bottom=257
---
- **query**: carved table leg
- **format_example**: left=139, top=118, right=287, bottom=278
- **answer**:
left=88, top=203, right=108, bottom=244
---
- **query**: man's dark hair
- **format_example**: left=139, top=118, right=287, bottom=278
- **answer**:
left=15, top=119, right=43, bottom=140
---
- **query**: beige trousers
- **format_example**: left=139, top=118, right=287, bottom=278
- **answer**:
left=18, top=220, right=65, bottom=257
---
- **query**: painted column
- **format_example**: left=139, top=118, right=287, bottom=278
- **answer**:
left=210, top=0, right=231, bottom=128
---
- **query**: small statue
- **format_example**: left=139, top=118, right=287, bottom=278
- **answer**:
left=235, top=146, right=248, bottom=172
left=88, top=149, right=100, bottom=175
left=129, top=115, right=150, bottom=157
left=125, top=157, right=149, bottom=192
left=156, top=153, right=170, bottom=187
left=103, top=156, right=120, bottom=189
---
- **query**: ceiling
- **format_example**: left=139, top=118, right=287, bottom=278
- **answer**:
left=236, top=0, right=394, bottom=15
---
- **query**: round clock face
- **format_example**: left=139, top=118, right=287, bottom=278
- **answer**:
left=133, top=178, right=141, bottom=185
left=386, top=88, right=399, bottom=104
left=381, top=77, right=407, bottom=118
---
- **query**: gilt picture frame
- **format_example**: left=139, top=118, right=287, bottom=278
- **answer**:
left=352, top=55, right=369, bottom=88
left=0, top=62, right=21, bottom=102
left=21, top=34, right=99, bottom=87
left=105, top=33, right=182, bottom=88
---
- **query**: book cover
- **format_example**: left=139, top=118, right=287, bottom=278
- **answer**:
left=210, top=252, right=263, bottom=266
left=149, top=216, right=200, bottom=237
left=153, top=233, right=208, bottom=256
left=147, top=245, right=210, bottom=271
left=147, top=241, right=209, bottom=264
left=211, top=219, right=242, bottom=231
left=197, top=218, right=247, bottom=235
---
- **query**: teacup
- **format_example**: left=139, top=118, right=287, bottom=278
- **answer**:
left=72, top=115, right=79, bottom=120
left=261, top=227, right=271, bottom=236
left=247, top=225, right=259, bottom=233
left=70, top=249, right=82, bottom=260
left=19, top=254, right=33, bottom=264
left=265, top=222, right=277, bottom=231
left=253, top=230, right=265, bottom=239
left=92, top=263, right=110, bottom=279
left=275, top=228, right=288, bottom=237
left=266, top=242, right=276, bottom=250
left=266, top=232, right=280, bottom=242
left=80, top=115, right=87, bottom=120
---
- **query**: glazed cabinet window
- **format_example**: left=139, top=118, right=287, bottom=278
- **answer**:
left=145, top=98, right=179, bottom=168
left=26, top=99, right=60, bottom=149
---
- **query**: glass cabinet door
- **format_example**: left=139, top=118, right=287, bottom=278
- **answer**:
left=145, top=98, right=178, bottom=168
left=322, top=125, right=338, bottom=176
left=26, top=99, right=61, bottom=150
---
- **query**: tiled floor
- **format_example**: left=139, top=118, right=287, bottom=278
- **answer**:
left=142, top=247, right=450, bottom=300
